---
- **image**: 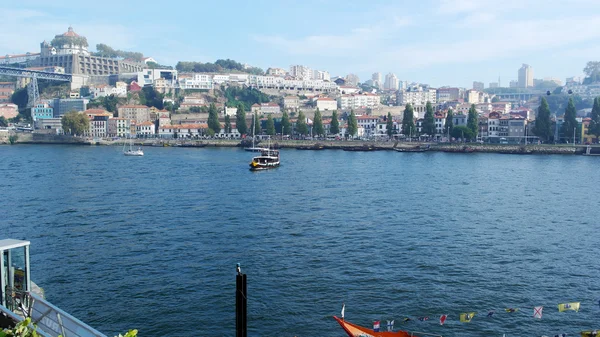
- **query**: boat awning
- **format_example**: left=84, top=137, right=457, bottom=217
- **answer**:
left=0, top=239, right=30, bottom=251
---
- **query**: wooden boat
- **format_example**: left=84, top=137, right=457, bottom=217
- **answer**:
left=333, top=316, right=426, bottom=337
left=395, top=145, right=430, bottom=152
left=249, top=148, right=280, bottom=171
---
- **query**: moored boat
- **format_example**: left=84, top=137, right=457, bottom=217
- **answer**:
left=333, top=316, right=427, bottom=337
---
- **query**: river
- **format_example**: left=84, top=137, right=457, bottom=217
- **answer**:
left=1, top=145, right=599, bottom=336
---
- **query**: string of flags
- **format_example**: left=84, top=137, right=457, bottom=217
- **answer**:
left=343, top=301, right=593, bottom=335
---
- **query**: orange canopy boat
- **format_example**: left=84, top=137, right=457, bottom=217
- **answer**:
left=333, top=316, right=422, bottom=337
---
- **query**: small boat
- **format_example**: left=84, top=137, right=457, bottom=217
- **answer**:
left=395, top=145, right=430, bottom=152
left=581, top=331, right=600, bottom=337
left=249, top=147, right=280, bottom=171
left=333, top=316, right=429, bottom=337
left=123, top=139, right=144, bottom=156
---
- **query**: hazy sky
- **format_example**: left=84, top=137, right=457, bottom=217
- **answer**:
left=2, top=0, right=600, bottom=88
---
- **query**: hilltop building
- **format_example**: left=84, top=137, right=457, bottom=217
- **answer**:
left=36, top=27, right=144, bottom=76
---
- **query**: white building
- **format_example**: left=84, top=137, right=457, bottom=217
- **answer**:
left=267, top=67, right=287, bottom=76
left=397, top=87, right=437, bottom=106
left=89, top=82, right=127, bottom=98
left=290, top=65, right=312, bottom=80
left=316, top=97, right=337, bottom=111
left=518, top=64, right=533, bottom=88
left=179, top=73, right=213, bottom=90
left=284, top=96, right=300, bottom=112
left=338, top=93, right=380, bottom=110
left=312, top=70, right=331, bottom=81
left=137, top=68, right=177, bottom=87
left=384, top=73, right=399, bottom=91
left=136, top=121, right=156, bottom=137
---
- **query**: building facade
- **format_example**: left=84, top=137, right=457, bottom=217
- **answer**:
left=119, top=105, right=151, bottom=123
left=518, top=64, right=533, bottom=88
left=316, top=97, right=337, bottom=111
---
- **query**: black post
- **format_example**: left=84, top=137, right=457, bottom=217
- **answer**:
left=236, top=266, right=247, bottom=337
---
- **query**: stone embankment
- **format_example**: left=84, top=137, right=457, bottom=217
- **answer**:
left=9, top=133, right=590, bottom=155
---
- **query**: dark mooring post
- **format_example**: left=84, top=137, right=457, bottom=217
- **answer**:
left=236, top=263, right=247, bottom=337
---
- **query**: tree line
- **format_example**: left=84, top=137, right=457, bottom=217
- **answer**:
left=176, top=59, right=264, bottom=75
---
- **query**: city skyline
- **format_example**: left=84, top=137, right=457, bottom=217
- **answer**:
left=2, top=0, right=600, bottom=87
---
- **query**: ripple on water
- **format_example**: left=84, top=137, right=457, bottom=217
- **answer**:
left=1, top=146, right=599, bottom=337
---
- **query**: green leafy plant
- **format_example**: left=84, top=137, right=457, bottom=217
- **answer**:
left=0, top=318, right=39, bottom=337
left=8, top=135, right=18, bottom=145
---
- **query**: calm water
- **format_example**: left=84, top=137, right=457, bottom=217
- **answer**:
left=1, top=145, right=599, bottom=337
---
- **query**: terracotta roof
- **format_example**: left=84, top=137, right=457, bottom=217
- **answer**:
left=61, top=27, right=80, bottom=37
left=138, top=121, right=154, bottom=126
left=317, top=97, right=335, bottom=101
left=85, top=109, right=109, bottom=115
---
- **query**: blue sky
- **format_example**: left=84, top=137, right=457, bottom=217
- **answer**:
left=2, top=0, right=600, bottom=88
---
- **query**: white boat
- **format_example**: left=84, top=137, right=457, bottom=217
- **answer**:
left=245, top=114, right=269, bottom=152
left=123, top=138, right=144, bottom=156
left=249, top=139, right=280, bottom=171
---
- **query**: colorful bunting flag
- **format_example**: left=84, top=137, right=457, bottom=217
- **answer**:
left=341, top=303, right=345, bottom=319
left=439, top=314, right=447, bottom=325
left=373, top=321, right=380, bottom=332
left=533, top=306, right=543, bottom=319
left=460, top=312, right=476, bottom=323
left=505, top=308, right=519, bottom=313
left=417, top=316, right=429, bottom=321
left=402, top=318, right=412, bottom=323
left=558, top=302, right=580, bottom=312
left=487, top=310, right=495, bottom=317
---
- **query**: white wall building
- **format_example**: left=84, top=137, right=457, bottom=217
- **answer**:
left=384, top=73, right=399, bottom=91
left=316, top=97, right=337, bottom=111
left=179, top=74, right=213, bottom=90
left=89, top=82, right=127, bottom=98
left=290, top=65, right=312, bottom=80
left=108, top=117, right=131, bottom=137
left=397, top=87, right=437, bottom=106
left=338, top=93, right=380, bottom=110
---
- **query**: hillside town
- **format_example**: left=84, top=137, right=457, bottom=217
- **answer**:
left=1, top=26, right=600, bottom=145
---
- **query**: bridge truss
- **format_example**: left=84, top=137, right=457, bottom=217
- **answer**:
left=0, top=66, right=72, bottom=109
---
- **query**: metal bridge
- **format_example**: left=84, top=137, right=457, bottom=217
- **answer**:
left=0, top=66, right=72, bottom=108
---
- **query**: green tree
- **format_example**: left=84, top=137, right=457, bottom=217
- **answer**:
left=281, top=111, right=291, bottom=135
left=583, top=61, right=600, bottom=84
left=224, top=115, right=232, bottom=134
left=296, top=111, right=308, bottom=135
left=589, top=97, right=600, bottom=139
left=313, top=108, right=324, bottom=137
left=330, top=110, right=340, bottom=135
left=401, top=103, right=415, bottom=137
left=386, top=112, right=394, bottom=137
left=207, top=103, right=221, bottom=134
left=533, top=97, right=553, bottom=142
left=0, top=116, right=7, bottom=127
left=347, top=110, right=358, bottom=138
left=266, top=114, right=275, bottom=136
left=561, top=97, right=578, bottom=143
left=61, top=111, right=89, bottom=136
left=235, top=103, right=247, bottom=135
left=467, top=104, right=479, bottom=138
left=491, top=96, right=500, bottom=103
left=451, top=125, right=475, bottom=141
left=445, top=109, right=454, bottom=136
left=422, top=101, right=436, bottom=137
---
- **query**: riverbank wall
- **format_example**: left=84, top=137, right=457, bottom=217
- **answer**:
left=9, top=133, right=591, bottom=155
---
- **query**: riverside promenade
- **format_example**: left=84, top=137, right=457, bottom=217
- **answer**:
left=8, top=132, right=592, bottom=155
